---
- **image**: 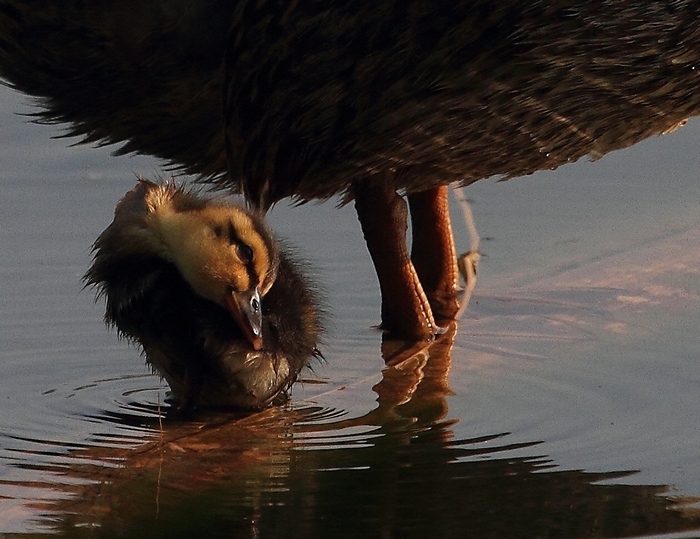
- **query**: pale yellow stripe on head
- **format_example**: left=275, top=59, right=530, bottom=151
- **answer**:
left=144, top=182, right=177, bottom=215
left=193, top=205, right=272, bottom=291
left=226, top=207, right=272, bottom=290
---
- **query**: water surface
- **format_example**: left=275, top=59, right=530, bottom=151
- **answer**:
left=1, top=85, right=700, bottom=538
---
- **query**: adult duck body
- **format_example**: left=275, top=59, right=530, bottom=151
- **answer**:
left=2, top=2, right=699, bottom=338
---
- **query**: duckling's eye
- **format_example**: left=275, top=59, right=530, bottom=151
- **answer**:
left=238, top=243, right=254, bottom=263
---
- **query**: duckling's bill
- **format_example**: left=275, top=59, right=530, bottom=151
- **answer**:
left=226, top=286, right=264, bottom=350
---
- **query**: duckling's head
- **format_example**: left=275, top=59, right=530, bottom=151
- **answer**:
left=111, top=179, right=280, bottom=350
left=157, top=206, right=279, bottom=350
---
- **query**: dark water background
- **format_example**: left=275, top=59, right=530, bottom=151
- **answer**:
left=1, top=81, right=700, bottom=538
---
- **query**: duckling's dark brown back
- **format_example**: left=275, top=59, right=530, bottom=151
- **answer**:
left=1, top=1, right=700, bottom=205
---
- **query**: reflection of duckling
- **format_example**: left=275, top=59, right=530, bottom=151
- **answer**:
left=85, top=179, right=322, bottom=409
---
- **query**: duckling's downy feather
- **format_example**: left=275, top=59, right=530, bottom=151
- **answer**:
left=85, top=179, right=323, bottom=409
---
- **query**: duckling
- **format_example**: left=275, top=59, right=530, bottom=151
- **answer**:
left=3, top=2, right=700, bottom=340
left=84, top=179, right=322, bottom=409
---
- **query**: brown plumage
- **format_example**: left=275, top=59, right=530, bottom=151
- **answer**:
left=85, top=179, right=323, bottom=409
left=2, top=2, right=700, bottom=339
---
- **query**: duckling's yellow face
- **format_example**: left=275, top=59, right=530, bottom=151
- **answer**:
left=151, top=201, right=279, bottom=349
left=167, top=206, right=275, bottom=298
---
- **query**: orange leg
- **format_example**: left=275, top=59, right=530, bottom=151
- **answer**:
left=354, top=180, right=437, bottom=340
left=407, top=186, right=461, bottom=324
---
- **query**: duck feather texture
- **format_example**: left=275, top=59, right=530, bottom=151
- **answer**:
left=0, top=2, right=699, bottom=208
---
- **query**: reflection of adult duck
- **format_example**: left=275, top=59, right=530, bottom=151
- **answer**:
left=2, top=3, right=700, bottom=340
left=85, top=179, right=323, bottom=409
